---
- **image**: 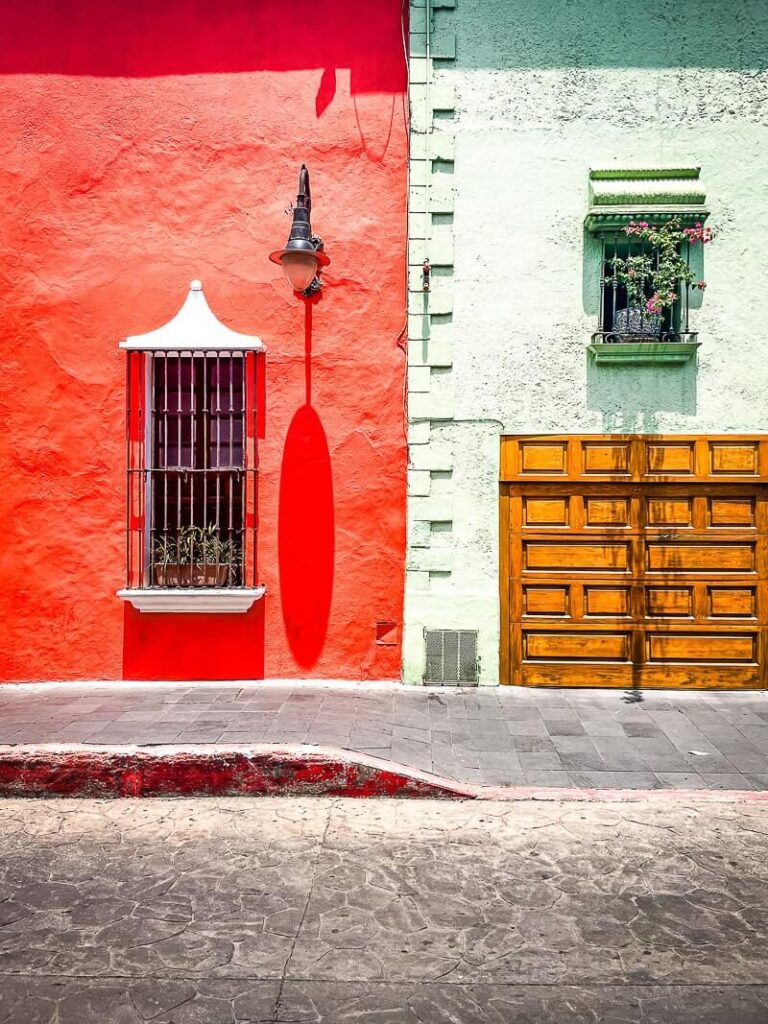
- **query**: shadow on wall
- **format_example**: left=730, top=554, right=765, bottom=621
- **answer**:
left=0, top=0, right=405, bottom=92
left=586, top=359, right=697, bottom=432
left=278, top=300, right=335, bottom=670
left=450, top=0, right=768, bottom=69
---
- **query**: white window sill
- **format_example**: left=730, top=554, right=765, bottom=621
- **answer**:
left=116, top=586, right=266, bottom=614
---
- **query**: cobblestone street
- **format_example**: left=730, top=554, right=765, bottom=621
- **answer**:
left=1, top=795, right=767, bottom=1022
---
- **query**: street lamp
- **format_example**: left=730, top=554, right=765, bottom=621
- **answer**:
left=269, top=164, right=330, bottom=297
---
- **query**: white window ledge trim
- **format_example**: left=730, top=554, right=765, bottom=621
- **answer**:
left=117, top=586, right=266, bottom=614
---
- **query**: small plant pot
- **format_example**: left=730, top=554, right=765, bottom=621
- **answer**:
left=153, top=564, right=230, bottom=588
left=612, top=307, right=662, bottom=339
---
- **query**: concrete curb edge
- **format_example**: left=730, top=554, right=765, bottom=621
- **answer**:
left=0, top=743, right=766, bottom=802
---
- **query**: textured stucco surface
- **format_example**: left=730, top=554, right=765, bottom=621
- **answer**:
left=0, top=1, right=408, bottom=682
left=404, top=0, right=768, bottom=684
left=2, top=796, right=768, bottom=1021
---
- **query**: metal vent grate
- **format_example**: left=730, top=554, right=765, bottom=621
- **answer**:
left=424, top=630, right=478, bottom=685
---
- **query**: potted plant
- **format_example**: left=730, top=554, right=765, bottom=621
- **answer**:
left=153, top=525, right=240, bottom=587
left=610, top=218, right=714, bottom=339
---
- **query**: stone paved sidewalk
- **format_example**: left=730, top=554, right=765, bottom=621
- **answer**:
left=2, top=682, right=768, bottom=791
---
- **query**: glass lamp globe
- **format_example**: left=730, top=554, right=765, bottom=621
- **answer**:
left=280, top=251, right=319, bottom=292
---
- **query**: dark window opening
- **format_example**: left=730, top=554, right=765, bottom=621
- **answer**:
left=595, top=234, right=693, bottom=344
left=125, top=349, right=258, bottom=590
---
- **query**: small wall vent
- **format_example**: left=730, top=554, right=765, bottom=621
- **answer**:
left=424, top=629, right=478, bottom=685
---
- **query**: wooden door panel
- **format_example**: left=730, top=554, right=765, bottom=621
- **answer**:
left=582, top=442, right=631, bottom=475
left=647, top=633, right=756, bottom=664
left=523, top=585, right=570, bottom=617
left=524, top=631, right=631, bottom=662
left=636, top=663, right=761, bottom=689
left=647, top=443, right=695, bottom=475
left=520, top=442, right=568, bottom=475
left=646, top=587, right=694, bottom=618
left=708, top=587, right=757, bottom=619
left=520, top=662, right=763, bottom=689
left=646, top=543, right=756, bottom=573
left=709, top=498, right=755, bottom=527
left=502, top=436, right=768, bottom=483
left=520, top=662, right=637, bottom=688
left=584, top=497, right=630, bottom=527
left=583, top=586, right=631, bottom=617
left=523, top=497, right=570, bottom=526
left=500, top=434, right=768, bottom=689
left=524, top=542, right=631, bottom=573
left=646, top=497, right=693, bottom=527
left=710, top=442, right=759, bottom=475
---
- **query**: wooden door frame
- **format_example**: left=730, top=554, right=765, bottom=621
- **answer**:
left=499, top=485, right=511, bottom=684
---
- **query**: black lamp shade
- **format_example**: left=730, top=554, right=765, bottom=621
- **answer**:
left=269, top=164, right=330, bottom=292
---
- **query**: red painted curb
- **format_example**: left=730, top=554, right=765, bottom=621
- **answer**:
left=0, top=744, right=765, bottom=802
left=0, top=745, right=475, bottom=800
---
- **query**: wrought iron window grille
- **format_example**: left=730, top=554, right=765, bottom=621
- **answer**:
left=592, top=233, right=697, bottom=346
left=125, top=349, right=259, bottom=591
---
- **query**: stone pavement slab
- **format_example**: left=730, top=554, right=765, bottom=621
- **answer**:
left=1, top=681, right=768, bottom=792
left=0, top=796, right=767, bottom=1022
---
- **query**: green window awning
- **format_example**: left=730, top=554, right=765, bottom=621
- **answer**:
left=585, top=168, right=709, bottom=232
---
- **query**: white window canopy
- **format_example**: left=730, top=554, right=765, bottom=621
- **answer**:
left=120, top=280, right=265, bottom=352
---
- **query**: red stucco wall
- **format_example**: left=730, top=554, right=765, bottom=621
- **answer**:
left=0, top=0, right=407, bottom=681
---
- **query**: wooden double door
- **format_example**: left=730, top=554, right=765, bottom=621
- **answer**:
left=500, top=435, right=768, bottom=688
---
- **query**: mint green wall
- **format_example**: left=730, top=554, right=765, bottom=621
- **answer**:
left=452, top=0, right=768, bottom=435
left=404, top=0, right=768, bottom=684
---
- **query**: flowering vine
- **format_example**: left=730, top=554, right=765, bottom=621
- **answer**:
left=611, top=218, right=715, bottom=316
